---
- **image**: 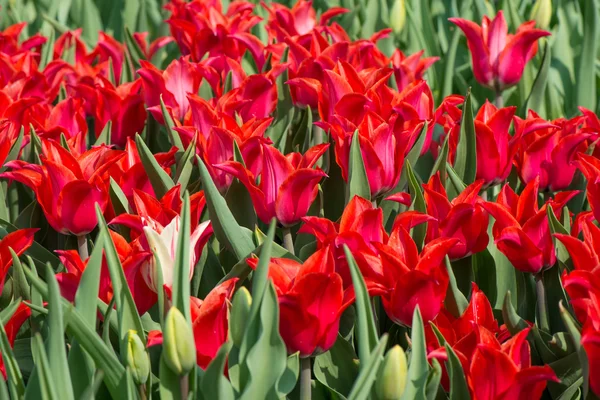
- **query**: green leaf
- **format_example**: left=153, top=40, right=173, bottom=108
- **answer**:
left=201, top=341, right=235, bottom=400
left=0, top=322, right=25, bottom=399
left=159, top=355, right=183, bottom=400
left=454, top=89, right=476, bottom=185
left=314, top=336, right=359, bottom=397
left=124, top=26, right=146, bottom=67
left=45, top=264, right=75, bottom=400
left=174, top=139, right=196, bottom=191
left=560, top=302, right=590, bottom=397
left=134, top=134, right=175, bottom=199
left=109, top=178, right=131, bottom=215
left=443, top=257, right=469, bottom=318
left=29, top=334, right=59, bottom=400
left=502, top=291, right=529, bottom=335
left=343, top=245, right=378, bottom=364
left=197, top=156, right=255, bottom=260
left=95, top=205, right=145, bottom=348
left=401, top=308, right=428, bottom=400
left=160, top=95, right=184, bottom=152
left=10, top=249, right=30, bottom=301
left=576, top=0, right=598, bottom=111
left=445, top=344, right=470, bottom=399
left=430, top=136, right=449, bottom=182
left=425, top=358, right=442, bottom=400
left=0, top=126, right=24, bottom=172
left=94, top=121, right=112, bottom=146
left=172, top=192, right=192, bottom=323
left=0, top=219, right=60, bottom=267
left=346, top=130, right=370, bottom=203
left=347, top=335, right=389, bottom=400
left=406, top=161, right=427, bottom=248
left=39, top=28, right=56, bottom=69
left=524, top=41, right=551, bottom=116
left=277, top=353, right=300, bottom=397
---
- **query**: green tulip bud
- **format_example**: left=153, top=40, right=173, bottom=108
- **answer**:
left=229, top=287, right=252, bottom=346
left=530, top=0, right=552, bottom=30
left=163, top=307, right=196, bottom=376
left=126, top=330, right=150, bottom=385
left=376, top=345, right=408, bottom=400
left=390, top=0, right=406, bottom=34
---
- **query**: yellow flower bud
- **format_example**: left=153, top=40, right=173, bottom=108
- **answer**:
left=163, top=307, right=196, bottom=376
left=376, top=345, right=408, bottom=400
left=390, top=0, right=406, bottom=34
left=530, top=0, right=552, bottom=30
left=126, top=330, right=150, bottom=385
left=229, top=287, right=252, bottom=347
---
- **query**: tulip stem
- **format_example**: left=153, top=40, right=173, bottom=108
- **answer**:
left=77, top=235, right=88, bottom=260
left=282, top=227, right=295, bottom=255
left=300, top=357, right=312, bottom=400
left=494, top=89, right=504, bottom=108
left=535, top=273, right=550, bottom=332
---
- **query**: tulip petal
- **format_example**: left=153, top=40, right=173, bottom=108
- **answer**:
left=57, top=180, right=107, bottom=235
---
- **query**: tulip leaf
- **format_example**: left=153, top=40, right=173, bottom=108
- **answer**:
left=443, top=257, right=469, bottom=318
left=454, top=89, right=476, bottom=185
left=314, top=335, right=359, bottom=397
left=39, top=28, right=55, bottom=69
left=1, top=126, right=25, bottom=171
left=197, top=156, right=255, bottom=260
left=277, top=352, right=300, bottom=397
left=0, top=322, right=25, bottom=399
left=343, top=245, right=378, bottom=363
left=124, top=26, right=146, bottom=67
left=445, top=344, right=470, bottom=400
left=0, top=219, right=60, bottom=267
left=201, top=341, right=235, bottom=400
left=347, top=334, right=389, bottom=400
left=576, top=0, right=598, bottom=111
left=75, top=231, right=105, bottom=326
left=134, top=134, right=175, bottom=199
left=29, top=333, right=59, bottom=400
left=430, top=135, right=449, bottom=182
left=159, top=355, right=183, bottom=400
left=0, top=298, right=21, bottom=324
left=160, top=95, right=184, bottom=152
left=425, top=358, right=442, bottom=400
left=502, top=291, right=530, bottom=335
left=109, top=177, right=132, bottom=215
left=173, top=192, right=192, bottom=323
left=10, top=249, right=30, bottom=302
left=560, top=302, right=590, bottom=398
left=442, top=26, right=461, bottom=99
left=94, top=120, right=112, bottom=146
left=346, top=130, right=371, bottom=203
left=174, top=138, right=196, bottom=191
left=45, top=264, right=75, bottom=400
left=405, top=161, right=427, bottom=249
left=547, top=206, right=570, bottom=264
left=95, top=205, right=145, bottom=346
left=401, top=308, right=429, bottom=400
left=397, top=121, right=428, bottom=194
left=524, top=41, right=551, bottom=116
left=547, top=352, right=583, bottom=400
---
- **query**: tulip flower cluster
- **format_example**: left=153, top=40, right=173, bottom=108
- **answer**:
left=1, top=0, right=600, bottom=399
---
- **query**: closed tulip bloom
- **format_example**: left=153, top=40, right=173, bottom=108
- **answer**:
left=449, top=11, right=550, bottom=90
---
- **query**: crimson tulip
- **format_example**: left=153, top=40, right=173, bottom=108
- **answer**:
left=247, top=246, right=353, bottom=357
left=0, top=303, right=31, bottom=379
left=482, top=177, right=577, bottom=274
left=0, top=228, right=38, bottom=294
left=514, top=111, right=590, bottom=192
left=576, top=153, right=600, bottom=224
left=423, top=173, right=489, bottom=260
left=449, top=11, right=550, bottom=90
left=214, top=142, right=328, bottom=226
left=1, top=139, right=124, bottom=235
left=391, top=49, right=438, bottom=91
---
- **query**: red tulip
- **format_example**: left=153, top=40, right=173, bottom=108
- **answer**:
left=449, top=11, right=550, bottom=90
left=373, top=223, right=458, bottom=325
left=147, top=278, right=237, bottom=369
left=469, top=328, right=558, bottom=399
left=1, top=139, right=124, bottom=235
left=247, top=246, right=352, bottom=357
left=0, top=303, right=31, bottom=379
left=576, top=153, right=600, bottom=224
left=514, top=111, right=590, bottom=192
left=0, top=228, right=38, bottom=295
left=431, top=94, right=464, bottom=163
left=555, top=218, right=600, bottom=272
left=482, top=178, right=578, bottom=274
left=474, top=101, right=520, bottom=187
left=132, top=32, right=174, bottom=60
left=583, top=327, right=600, bottom=397
left=391, top=49, right=438, bottom=91
left=215, top=142, right=328, bottom=226
left=423, top=173, right=489, bottom=260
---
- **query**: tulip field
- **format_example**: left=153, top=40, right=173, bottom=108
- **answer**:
left=3, top=0, right=600, bottom=398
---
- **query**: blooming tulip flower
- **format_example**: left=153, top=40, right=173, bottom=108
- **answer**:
left=0, top=303, right=31, bottom=379
left=214, top=143, right=328, bottom=227
left=514, top=111, right=590, bottom=192
left=247, top=246, right=353, bottom=357
left=373, top=224, right=458, bottom=325
left=449, top=11, right=550, bottom=91
left=482, top=177, right=578, bottom=274
left=423, top=173, right=489, bottom=260
left=555, top=218, right=600, bottom=272
left=391, top=49, right=438, bottom=91
left=0, top=228, right=38, bottom=294
left=1, top=139, right=124, bottom=235
left=474, top=101, right=520, bottom=187
left=576, top=153, right=600, bottom=224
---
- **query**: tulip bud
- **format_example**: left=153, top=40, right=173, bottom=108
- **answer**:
left=376, top=345, right=408, bottom=400
left=163, top=307, right=196, bottom=376
left=229, top=287, right=252, bottom=347
left=126, top=330, right=150, bottom=385
left=390, top=0, right=406, bottom=34
left=530, top=0, right=552, bottom=29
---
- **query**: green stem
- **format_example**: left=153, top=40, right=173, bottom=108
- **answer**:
left=494, top=89, right=504, bottom=108
left=77, top=235, right=88, bottom=260
left=535, top=273, right=549, bottom=332
left=300, top=357, right=312, bottom=400
left=282, top=227, right=295, bottom=256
